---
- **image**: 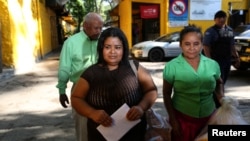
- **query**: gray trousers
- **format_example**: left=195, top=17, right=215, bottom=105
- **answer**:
left=72, top=108, right=87, bottom=141
left=71, top=84, right=87, bottom=141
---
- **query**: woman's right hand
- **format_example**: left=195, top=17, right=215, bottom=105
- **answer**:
left=90, top=110, right=113, bottom=127
left=126, top=105, right=144, bottom=121
left=170, top=119, right=183, bottom=140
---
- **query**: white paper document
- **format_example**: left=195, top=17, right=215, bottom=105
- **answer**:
left=96, top=103, right=141, bottom=141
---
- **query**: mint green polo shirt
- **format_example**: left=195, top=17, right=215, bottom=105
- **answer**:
left=163, top=54, right=220, bottom=118
left=56, top=31, right=98, bottom=94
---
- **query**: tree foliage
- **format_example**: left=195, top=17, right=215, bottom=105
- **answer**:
left=65, top=0, right=116, bottom=33
left=65, top=0, right=85, bottom=33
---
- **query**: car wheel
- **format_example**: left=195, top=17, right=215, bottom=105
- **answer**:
left=148, top=48, right=164, bottom=62
left=233, top=62, right=249, bottom=70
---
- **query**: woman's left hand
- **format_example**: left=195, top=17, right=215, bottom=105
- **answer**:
left=126, top=106, right=144, bottom=121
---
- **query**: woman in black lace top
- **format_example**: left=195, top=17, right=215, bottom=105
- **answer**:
left=71, top=27, right=158, bottom=141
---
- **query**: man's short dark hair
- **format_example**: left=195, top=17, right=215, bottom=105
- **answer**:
left=214, top=10, right=227, bottom=19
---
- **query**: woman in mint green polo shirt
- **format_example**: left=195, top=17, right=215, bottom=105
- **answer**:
left=163, top=25, right=224, bottom=141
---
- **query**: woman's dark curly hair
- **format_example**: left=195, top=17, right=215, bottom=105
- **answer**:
left=179, top=24, right=203, bottom=45
left=97, top=27, right=130, bottom=65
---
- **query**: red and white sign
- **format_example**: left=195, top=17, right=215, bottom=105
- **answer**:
left=171, top=0, right=186, bottom=15
left=140, top=5, right=159, bottom=19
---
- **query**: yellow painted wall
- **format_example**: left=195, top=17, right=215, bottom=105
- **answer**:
left=227, top=0, right=250, bottom=23
left=37, top=1, right=58, bottom=56
left=119, top=0, right=132, bottom=47
left=118, top=0, right=249, bottom=47
left=8, top=0, right=41, bottom=73
left=0, top=0, right=58, bottom=73
left=120, top=0, right=167, bottom=47
left=0, top=0, right=13, bottom=67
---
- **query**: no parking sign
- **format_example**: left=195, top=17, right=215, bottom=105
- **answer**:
left=169, top=0, right=188, bottom=27
left=171, top=0, right=186, bottom=15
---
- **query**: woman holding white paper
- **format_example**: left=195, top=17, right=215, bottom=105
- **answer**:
left=71, top=27, right=158, bottom=141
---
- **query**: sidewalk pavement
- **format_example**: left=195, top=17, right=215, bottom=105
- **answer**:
left=0, top=51, right=249, bottom=141
left=0, top=67, right=14, bottom=82
left=0, top=51, right=76, bottom=141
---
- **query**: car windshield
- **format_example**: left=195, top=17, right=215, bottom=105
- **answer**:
left=234, top=25, right=250, bottom=36
left=238, top=30, right=250, bottom=37
left=154, top=32, right=179, bottom=42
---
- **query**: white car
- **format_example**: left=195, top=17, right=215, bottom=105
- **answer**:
left=234, top=29, right=250, bottom=70
left=130, top=32, right=182, bottom=62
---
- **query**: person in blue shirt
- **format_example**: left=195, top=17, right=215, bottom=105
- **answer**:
left=203, top=10, right=240, bottom=84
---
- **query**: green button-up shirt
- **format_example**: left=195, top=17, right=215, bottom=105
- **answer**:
left=56, top=31, right=98, bottom=94
left=163, top=54, right=220, bottom=118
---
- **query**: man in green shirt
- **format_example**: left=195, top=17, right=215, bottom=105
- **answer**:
left=56, top=12, right=104, bottom=141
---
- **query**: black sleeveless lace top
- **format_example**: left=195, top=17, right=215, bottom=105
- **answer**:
left=81, top=61, right=143, bottom=115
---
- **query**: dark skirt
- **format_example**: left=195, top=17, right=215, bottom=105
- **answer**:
left=172, top=109, right=211, bottom=141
